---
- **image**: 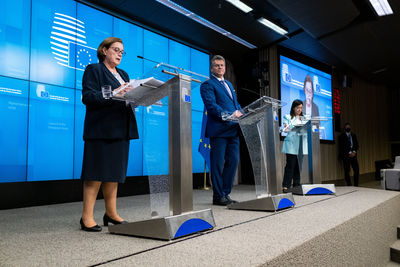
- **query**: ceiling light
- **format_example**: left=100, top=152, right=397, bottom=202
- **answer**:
left=369, top=0, right=393, bottom=16
left=225, top=0, right=253, bottom=13
left=155, top=0, right=257, bottom=49
left=257, top=17, right=288, bottom=35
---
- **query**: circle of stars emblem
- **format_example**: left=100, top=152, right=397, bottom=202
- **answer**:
left=77, top=48, right=92, bottom=69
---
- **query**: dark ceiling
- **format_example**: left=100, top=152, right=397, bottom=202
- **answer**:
left=80, top=0, right=400, bottom=87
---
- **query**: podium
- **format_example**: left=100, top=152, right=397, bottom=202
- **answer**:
left=287, top=119, right=336, bottom=195
left=108, top=64, right=215, bottom=240
left=227, top=96, right=295, bottom=211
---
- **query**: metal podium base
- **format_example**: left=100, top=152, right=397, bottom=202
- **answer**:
left=108, top=209, right=215, bottom=240
left=227, top=193, right=295, bottom=211
left=290, top=184, right=336, bottom=195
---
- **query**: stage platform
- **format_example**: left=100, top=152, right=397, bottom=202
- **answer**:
left=1, top=185, right=400, bottom=266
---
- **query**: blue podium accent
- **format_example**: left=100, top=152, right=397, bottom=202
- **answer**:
left=277, top=198, right=294, bottom=210
left=174, top=218, right=213, bottom=238
left=306, top=187, right=334, bottom=195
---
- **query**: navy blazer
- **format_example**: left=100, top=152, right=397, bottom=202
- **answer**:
left=82, top=62, right=139, bottom=140
left=200, top=76, right=241, bottom=138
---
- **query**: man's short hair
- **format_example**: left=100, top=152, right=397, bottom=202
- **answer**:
left=210, top=55, right=225, bottom=68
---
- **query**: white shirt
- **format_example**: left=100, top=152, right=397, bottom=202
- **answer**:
left=112, top=71, right=125, bottom=85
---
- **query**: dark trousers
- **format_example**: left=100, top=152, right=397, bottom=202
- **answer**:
left=282, top=154, right=301, bottom=188
left=343, top=157, right=359, bottom=186
left=210, top=137, right=239, bottom=199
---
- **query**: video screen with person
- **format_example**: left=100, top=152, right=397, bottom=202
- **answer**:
left=280, top=54, right=334, bottom=141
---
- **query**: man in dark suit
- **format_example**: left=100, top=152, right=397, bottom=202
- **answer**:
left=338, top=122, right=359, bottom=186
left=200, top=55, right=243, bottom=206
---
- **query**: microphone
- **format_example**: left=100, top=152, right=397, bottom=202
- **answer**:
left=137, top=55, right=160, bottom=66
left=240, top=87, right=260, bottom=96
left=137, top=55, right=177, bottom=69
left=137, top=55, right=208, bottom=81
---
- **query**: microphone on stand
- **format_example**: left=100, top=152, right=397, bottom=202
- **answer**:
left=137, top=55, right=160, bottom=66
left=137, top=55, right=208, bottom=82
left=137, top=55, right=181, bottom=70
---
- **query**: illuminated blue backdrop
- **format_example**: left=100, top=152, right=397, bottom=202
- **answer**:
left=280, top=55, right=333, bottom=141
left=0, top=0, right=209, bottom=183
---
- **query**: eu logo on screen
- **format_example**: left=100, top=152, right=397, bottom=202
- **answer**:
left=315, top=83, right=321, bottom=93
left=69, top=42, right=97, bottom=70
left=36, top=84, right=49, bottom=99
left=285, top=73, right=292, bottom=83
left=50, top=12, right=98, bottom=71
left=313, top=76, right=321, bottom=93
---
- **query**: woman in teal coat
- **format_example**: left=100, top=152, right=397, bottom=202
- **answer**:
left=282, top=99, right=308, bottom=192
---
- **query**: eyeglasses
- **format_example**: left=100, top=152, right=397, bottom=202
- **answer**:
left=110, top=47, right=126, bottom=56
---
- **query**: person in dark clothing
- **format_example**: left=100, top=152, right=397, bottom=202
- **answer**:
left=338, top=122, right=359, bottom=186
left=80, top=37, right=139, bottom=231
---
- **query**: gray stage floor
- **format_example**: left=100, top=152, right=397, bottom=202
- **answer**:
left=0, top=184, right=399, bottom=267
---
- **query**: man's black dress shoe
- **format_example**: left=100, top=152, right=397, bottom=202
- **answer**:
left=80, top=218, right=102, bottom=232
left=225, top=195, right=238, bottom=204
left=213, top=197, right=231, bottom=206
left=103, top=214, right=128, bottom=226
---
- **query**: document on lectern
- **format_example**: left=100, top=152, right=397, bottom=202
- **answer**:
left=121, top=77, right=165, bottom=106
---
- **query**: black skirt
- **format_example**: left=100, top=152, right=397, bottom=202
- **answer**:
left=81, top=139, right=130, bottom=183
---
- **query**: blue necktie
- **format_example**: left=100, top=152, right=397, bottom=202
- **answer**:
left=220, top=80, right=233, bottom=99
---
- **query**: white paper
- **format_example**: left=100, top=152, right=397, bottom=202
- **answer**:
left=112, top=79, right=135, bottom=96
left=122, top=77, right=165, bottom=106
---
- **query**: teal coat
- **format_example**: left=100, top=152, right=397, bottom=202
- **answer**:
left=282, top=114, right=308, bottom=155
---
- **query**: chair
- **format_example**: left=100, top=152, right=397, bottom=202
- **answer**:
left=381, top=156, right=400, bottom=190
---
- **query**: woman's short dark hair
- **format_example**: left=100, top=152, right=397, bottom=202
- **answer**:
left=97, top=37, right=123, bottom=62
left=290, top=99, right=303, bottom=118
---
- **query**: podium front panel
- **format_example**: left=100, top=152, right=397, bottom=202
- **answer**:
left=169, top=74, right=193, bottom=215
left=295, top=124, right=310, bottom=185
left=238, top=96, right=283, bottom=197
left=239, top=117, right=269, bottom=197
left=289, top=119, right=322, bottom=185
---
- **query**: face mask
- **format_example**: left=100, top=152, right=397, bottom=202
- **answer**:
left=345, top=128, right=351, bottom=132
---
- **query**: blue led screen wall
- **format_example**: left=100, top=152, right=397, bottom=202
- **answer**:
left=0, top=0, right=210, bottom=183
left=0, top=0, right=31, bottom=80
left=0, top=76, right=29, bottom=182
left=280, top=55, right=333, bottom=141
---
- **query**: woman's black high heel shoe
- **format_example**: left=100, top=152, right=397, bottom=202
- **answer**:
left=80, top=218, right=102, bottom=232
left=103, top=214, right=128, bottom=226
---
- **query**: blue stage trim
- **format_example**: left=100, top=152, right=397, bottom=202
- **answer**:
left=277, top=198, right=294, bottom=209
left=306, top=187, right=334, bottom=195
left=174, top=218, right=213, bottom=238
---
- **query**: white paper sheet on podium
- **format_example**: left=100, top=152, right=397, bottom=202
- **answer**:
left=121, top=77, right=165, bottom=106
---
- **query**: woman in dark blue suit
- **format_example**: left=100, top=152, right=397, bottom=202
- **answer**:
left=80, top=37, right=138, bottom=231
